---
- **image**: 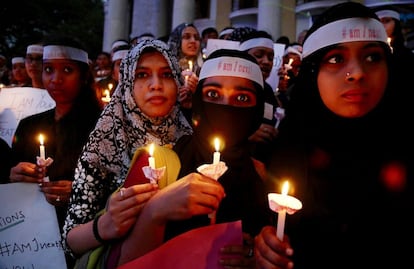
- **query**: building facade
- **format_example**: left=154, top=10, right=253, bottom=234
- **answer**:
left=102, top=0, right=414, bottom=52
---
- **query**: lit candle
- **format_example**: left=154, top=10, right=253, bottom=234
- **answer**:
left=213, top=138, right=220, bottom=164
left=387, top=37, right=393, bottom=53
left=184, top=74, right=190, bottom=87
left=268, top=181, right=302, bottom=241
left=108, top=83, right=113, bottom=91
left=285, top=58, right=293, bottom=69
left=277, top=181, right=289, bottom=240
left=39, top=134, right=45, bottom=159
left=101, top=89, right=111, bottom=103
left=188, top=60, right=193, bottom=72
left=148, top=143, right=156, bottom=169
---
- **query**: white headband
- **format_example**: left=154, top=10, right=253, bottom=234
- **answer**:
left=27, top=45, right=43, bottom=55
left=112, top=49, right=128, bottom=61
left=376, top=10, right=400, bottom=21
left=43, top=45, right=89, bottom=64
left=12, top=57, right=25, bottom=64
left=199, top=56, right=263, bottom=88
left=111, top=40, right=128, bottom=50
left=219, top=28, right=234, bottom=38
left=284, top=46, right=302, bottom=60
left=303, top=18, right=387, bottom=58
left=239, top=38, right=274, bottom=51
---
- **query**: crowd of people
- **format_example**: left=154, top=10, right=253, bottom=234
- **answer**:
left=1, top=2, right=413, bottom=269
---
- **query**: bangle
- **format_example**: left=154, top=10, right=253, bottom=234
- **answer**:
left=93, top=214, right=106, bottom=244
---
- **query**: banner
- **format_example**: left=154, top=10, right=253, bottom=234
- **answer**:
left=0, top=183, right=67, bottom=269
left=0, top=87, right=55, bottom=146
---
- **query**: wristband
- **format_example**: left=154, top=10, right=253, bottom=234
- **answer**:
left=93, top=214, right=106, bottom=244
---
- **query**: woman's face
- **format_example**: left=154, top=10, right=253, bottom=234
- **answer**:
left=42, top=59, right=83, bottom=105
left=181, top=26, right=201, bottom=57
left=25, top=53, right=43, bottom=81
left=133, top=51, right=178, bottom=118
left=201, top=76, right=257, bottom=107
left=380, top=17, right=396, bottom=37
left=12, top=62, right=29, bottom=84
left=248, top=47, right=274, bottom=79
left=317, top=41, right=388, bottom=118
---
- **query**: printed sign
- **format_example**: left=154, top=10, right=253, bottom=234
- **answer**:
left=0, top=87, right=55, bottom=147
left=0, top=183, right=67, bottom=269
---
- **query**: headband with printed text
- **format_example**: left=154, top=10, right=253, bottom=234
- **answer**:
left=303, top=18, right=387, bottom=58
left=199, top=56, right=263, bottom=88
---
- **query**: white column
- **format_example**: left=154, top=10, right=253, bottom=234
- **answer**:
left=172, top=0, right=195, bottom=28
left=131, top=0, right=169, bottom=40
left=257, top=0, right=281, bottom=41
left=103, top=0, right=130, bottom=52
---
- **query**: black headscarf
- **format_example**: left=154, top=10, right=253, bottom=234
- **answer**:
left=168, top=49, right=272, bottom=239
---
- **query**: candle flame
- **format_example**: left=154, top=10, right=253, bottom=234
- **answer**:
left=281, top=181, right=289, bottom=195
left=188, top=60, right=193, bottom=71
left=149, top=143, right=154, bottom=156
left=39, top=134, right=44, bottom=145
left=214, top=138, right=220, bottom=152
left=108, top=83, right=113, bottom=90
left=288, top=58, right=293, bottom=66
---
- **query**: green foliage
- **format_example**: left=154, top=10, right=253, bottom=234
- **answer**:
left=0, top=0, right=104, bottom=62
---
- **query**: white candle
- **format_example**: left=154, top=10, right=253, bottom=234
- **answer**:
left=213, top=138, right=220, bottom=164
left=101, top=89, right=111, bottom=103
left=277, top=181, right=289, bottom=240
left=39, top=134, right=45, bottom=159
left=148, top=143, right=156, bottom=169
left=285, top=58, right=294, bottom=69
left=188, top=60, right=193, bottom=72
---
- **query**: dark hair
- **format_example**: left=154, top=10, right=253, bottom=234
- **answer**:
left=201, top=27, right=218, bottom=38
left=42, top=34, right=101, bottom=119
left=286, top=2, right=394, bottom=137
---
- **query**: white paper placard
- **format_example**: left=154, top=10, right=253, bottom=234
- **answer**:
left=0, top=87, right=56, bottom=147
left=266, top=43, right=286, bottom=92
left=0, top=182, right=67, bottom=269
left=205, top=39, right=240, bottom=58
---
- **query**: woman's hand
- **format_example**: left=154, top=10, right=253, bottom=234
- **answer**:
left=254, top=226, right=294, bottom=269
left=219, top=233, right=256, bottom=268
left=99, top=183, right=159, bottom=240
left=9, top=162, right=45, bottom=183
left=179, top=71, right=198, bottom=109
left=249, top=124, right=278, bottom=144
left=147, top=172, right=225, bottom=223
left=39, top=179, right=72, bottom=206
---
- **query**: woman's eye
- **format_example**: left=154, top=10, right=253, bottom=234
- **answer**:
left=366, top=52, right=384, bottom=63
left=135, top=71, right=147, bottom=78
left=44, top=66, right=52, bottom=73
left=236, top=94, right=250, bottom=103
left=205, top=90, right=219, bottom=99
left=162, top=71, right=174, bottom=78
left=64, top=66, right=73, bottom=73
left=326, top=54, right=343, bottom=64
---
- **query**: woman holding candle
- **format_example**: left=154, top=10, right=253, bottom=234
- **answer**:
left=116, top=49, right=273, bottom=268
left=254, top=2, right=414, bottom=269
left=168, top=22, right=203, bottom=121
left=62, top=39, right=193, bottom=265
left=9, top=35, right=102, bottom=267
left=228, top=28, right=281, bottom=165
